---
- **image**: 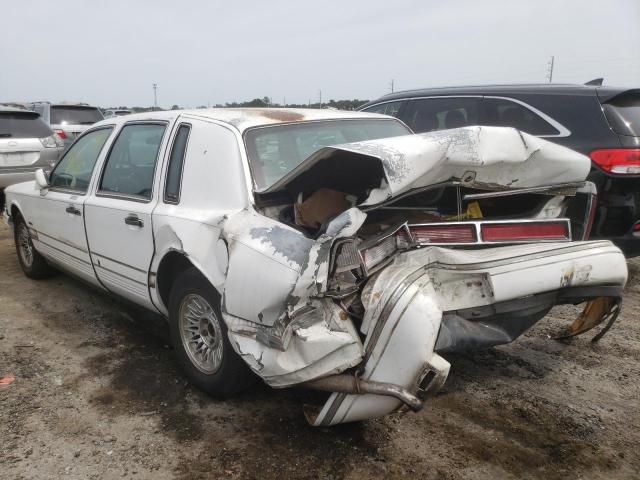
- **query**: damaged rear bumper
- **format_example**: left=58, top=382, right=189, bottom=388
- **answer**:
left=306, top=240, right=627, bottom=426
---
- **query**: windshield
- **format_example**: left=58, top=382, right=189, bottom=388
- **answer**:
left=0, top=112, right=53, bottom=139
left=245, top=119, right=411, bottom=190
left=51, top=106, right=104, bottom=125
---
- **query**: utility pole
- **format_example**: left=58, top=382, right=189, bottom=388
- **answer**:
left=319, top=89, right=322, bottom=109
left=153, top=83, right=158, bottom=110
left=546, top=56, right=554, bottom=83
left=389, top=78, right=395, bottom=93
left=283, top=97, right=286, bottom=107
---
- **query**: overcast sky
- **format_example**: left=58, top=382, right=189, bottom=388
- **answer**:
left=2, top=0, right=638, bottom=108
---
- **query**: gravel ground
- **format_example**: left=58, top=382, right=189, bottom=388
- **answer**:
left=1, top=221, right=639, bottom=479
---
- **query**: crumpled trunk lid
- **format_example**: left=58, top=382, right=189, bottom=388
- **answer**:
left=259, top=126, right=591, bottom=207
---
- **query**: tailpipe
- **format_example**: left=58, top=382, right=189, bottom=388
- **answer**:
left=302, top=374, right=423, bottom=412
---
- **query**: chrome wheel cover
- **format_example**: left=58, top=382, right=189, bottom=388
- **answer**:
left=17, top=223, right=34, bottom=268
left=178, top=293, right=224, bottom=374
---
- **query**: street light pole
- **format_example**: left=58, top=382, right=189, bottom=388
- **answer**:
left=153, top=83, right=158, bottom=110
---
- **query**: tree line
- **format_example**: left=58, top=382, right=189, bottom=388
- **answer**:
left=117, top=97, right=369, bottom=113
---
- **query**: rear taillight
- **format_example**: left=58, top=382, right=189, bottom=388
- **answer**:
left=480, top=221, right=570, bottom=242
left=590, top=149, right=640, bottom=175
left=53, top=128, right=66, bottom=140
left=410, top=224, right=477, bottom=243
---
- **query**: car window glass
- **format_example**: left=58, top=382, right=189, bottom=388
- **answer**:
left=50, top=106, right=104, bottom=125
left=483, top=98, right=559, bottom=135
left=602, top=91, right=640, bottom=137
left=0, top=112, right=53, bottom=138
left=362, top=101, right=403, bottom=117
left=100, top=123, right=165, bottom=199
left=406, top=98, right=480, bottom=133
left=164, top=124, right=190, bottom=203
left=49, top=128, right=113, bottom=192
left=246, top=119, right=410, bottom=190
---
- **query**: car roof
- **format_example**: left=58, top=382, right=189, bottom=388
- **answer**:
left=362, top=83, right=634, bottom=106
left=92, top=108, right=394, bottom=133
left=30, top=101, right=100, bottom=108
left=0, top=105, right=39, bottom=115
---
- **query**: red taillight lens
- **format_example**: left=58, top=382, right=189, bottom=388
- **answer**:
left=410, top=224, right=477, bottom=243
left=590, top=149, right=640, bottom=175
left=481, top=221, right=570, bottom=242
left=53, top=128, right=66, bottom=140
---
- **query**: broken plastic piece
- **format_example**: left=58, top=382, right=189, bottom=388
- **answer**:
left=0, top=374, right=16, bottom=387
left=555, top=296, right=621, bottom=342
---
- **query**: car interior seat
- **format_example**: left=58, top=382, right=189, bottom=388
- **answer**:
left=411, top=109, right=437, bottom=133
left=444, top=110, right=467, bottom=129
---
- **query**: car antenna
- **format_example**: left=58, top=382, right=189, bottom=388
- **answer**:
left=585, top=78, right=604, bottom=86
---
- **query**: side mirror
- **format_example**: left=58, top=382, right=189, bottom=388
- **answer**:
left=35, top=168, right=49, bottom=190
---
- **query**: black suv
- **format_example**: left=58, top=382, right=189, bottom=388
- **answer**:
left=360, top=84, right=640, bottom=256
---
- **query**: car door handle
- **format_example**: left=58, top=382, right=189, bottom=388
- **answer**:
left=124, top=214, right=143, bottom=228
left=65, top=205, right=81, bottom=216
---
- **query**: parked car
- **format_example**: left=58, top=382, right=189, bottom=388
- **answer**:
left=29, top=102, right=104, bottom=148
left=360, top=84, right=640, bottom=256
left=0, top=106, right=63, bottom=208
left=103, top=109, right=133, bottom=118
left=3, top=108, right=627, bottom=426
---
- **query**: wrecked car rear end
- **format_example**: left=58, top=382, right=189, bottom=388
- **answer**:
left=222, top=125, right=627, bottom=425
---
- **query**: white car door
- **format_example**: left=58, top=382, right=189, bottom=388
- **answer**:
left=84, top=121, right=168, bottom=309
left=30, top=127, right=114, bottom=286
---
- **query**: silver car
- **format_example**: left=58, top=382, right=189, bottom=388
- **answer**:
left=29, top=102, right=104, bottom=148
left=0, top=106, right=63, bottom=200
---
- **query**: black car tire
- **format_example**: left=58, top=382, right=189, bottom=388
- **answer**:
left=168, top=267, right=255, bottom=396
left=14, top=213, right=56, bottom=279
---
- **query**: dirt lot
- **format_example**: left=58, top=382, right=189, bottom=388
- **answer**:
left=1, top=222, right=639, bottom=480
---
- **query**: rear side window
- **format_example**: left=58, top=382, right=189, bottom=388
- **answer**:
left=50, top=128, right=113, bottom=192
left=100, top=123, right=166, bottom=200
left=164, top=124, right=190, bottom=203
left=361, top=101, right=403, bottom=117
left=50, top=106, right=104, bottom=125
left=0, top=112, right=53, bottom=139
left=404, top=97, right=481, bottom=133
left=483, top=98, right=560, bottom=135
left=602, top=91, right=640, bottom=137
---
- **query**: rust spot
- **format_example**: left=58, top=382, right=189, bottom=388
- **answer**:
left=258, top=109, right=305, bottom=122
left=339, top=310, right=349, bottom=321
left=372, top=291, right=383, bottom=300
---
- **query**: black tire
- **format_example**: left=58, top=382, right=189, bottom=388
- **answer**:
left=13, top=213, right=56, bottom=279
left=168, top=267, right=255, bottom=396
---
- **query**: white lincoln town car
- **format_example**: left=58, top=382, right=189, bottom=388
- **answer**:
left=3, top=108, right=628, bottom=426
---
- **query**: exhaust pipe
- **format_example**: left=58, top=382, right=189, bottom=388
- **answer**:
left=303, top=374, right=423, bottom=411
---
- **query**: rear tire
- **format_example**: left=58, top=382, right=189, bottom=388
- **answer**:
left=168, top=267, right=255, bottom=396
left=14, top=214, right=56, bottom=279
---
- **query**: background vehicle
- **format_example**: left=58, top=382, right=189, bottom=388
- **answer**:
left=360, top=84, right=640, bottom=255
left=2, top=109, right=627, bottom=426
left=0, top=106, right=63, bottom=209
left=29, top=102, right=104, bottom=148
left=103, top=108, right=132, bottom=118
